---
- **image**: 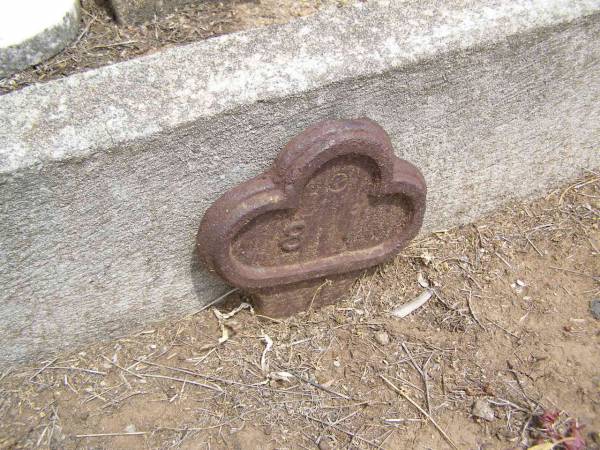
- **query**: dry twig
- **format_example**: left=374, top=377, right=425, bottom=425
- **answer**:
left=380, top=375, right=458, bottom=450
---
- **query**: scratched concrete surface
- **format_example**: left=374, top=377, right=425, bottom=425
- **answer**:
left=0, top=0, right=599, bottom=365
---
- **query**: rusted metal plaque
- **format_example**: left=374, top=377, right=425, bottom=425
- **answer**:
left=197, top=119, right=427, bottom=317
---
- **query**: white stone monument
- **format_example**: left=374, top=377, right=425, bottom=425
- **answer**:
left=0, top=0, right=80, bottom=78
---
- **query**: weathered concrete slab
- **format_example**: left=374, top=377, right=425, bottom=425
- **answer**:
left=1, top=0, right=599, bottom=366
left=110, top=0, right=199, bottom=24
left=0, top=0, right=80, bottom=78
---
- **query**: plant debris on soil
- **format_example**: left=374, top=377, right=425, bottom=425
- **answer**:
left=0, top=170, right=598, bottom=449
left=0, top=0, right=349, bottom=95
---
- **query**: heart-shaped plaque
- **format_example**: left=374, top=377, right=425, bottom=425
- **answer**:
left=197, top=118, right=426, bottom=317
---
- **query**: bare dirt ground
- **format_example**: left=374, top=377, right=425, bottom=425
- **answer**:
left=0, top=171, right=598, bottom=449
left=0, top=0, right=348, bottom=95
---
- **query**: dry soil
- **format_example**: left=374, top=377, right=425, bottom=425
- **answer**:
left=0, top=172, right=598, bottom=449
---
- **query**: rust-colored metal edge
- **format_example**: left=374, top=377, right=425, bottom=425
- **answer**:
left=196, top=118, right=426, bottom=289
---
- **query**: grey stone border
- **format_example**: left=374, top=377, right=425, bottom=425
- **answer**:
left=0, top=0, right=599, bottom=365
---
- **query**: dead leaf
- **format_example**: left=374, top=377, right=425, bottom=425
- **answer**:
left=217, top=322, right=229, bottom=344
left=527, top=443, right=555, bottom=450
left=268, top=371, right=294, bottom=382
left=391, top=290, right=433, bottom=318
left=527, top=438, right=575, bottom=450
left=260, top=335, right=273, bottom=373
left=213, top=302, right=253, bottom=321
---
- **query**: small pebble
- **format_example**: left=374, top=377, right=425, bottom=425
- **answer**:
left=510, top=282, right=525, bottom=294
left=590, top=299, right=600, bottom=320
left=318, top=437, right=334, bottom=450
left=374, top=331, right=390, bottom=346
left=472, top=399, right=495, bottom=421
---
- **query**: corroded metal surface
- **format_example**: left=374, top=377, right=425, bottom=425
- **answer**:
left=197, top=118, right=427, bottom=317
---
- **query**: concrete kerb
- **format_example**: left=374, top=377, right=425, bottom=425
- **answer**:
left=0, top=0, right=599, bottom=366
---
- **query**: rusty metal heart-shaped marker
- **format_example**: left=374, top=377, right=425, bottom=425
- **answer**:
left=197, top=118, right=427, bottom=317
